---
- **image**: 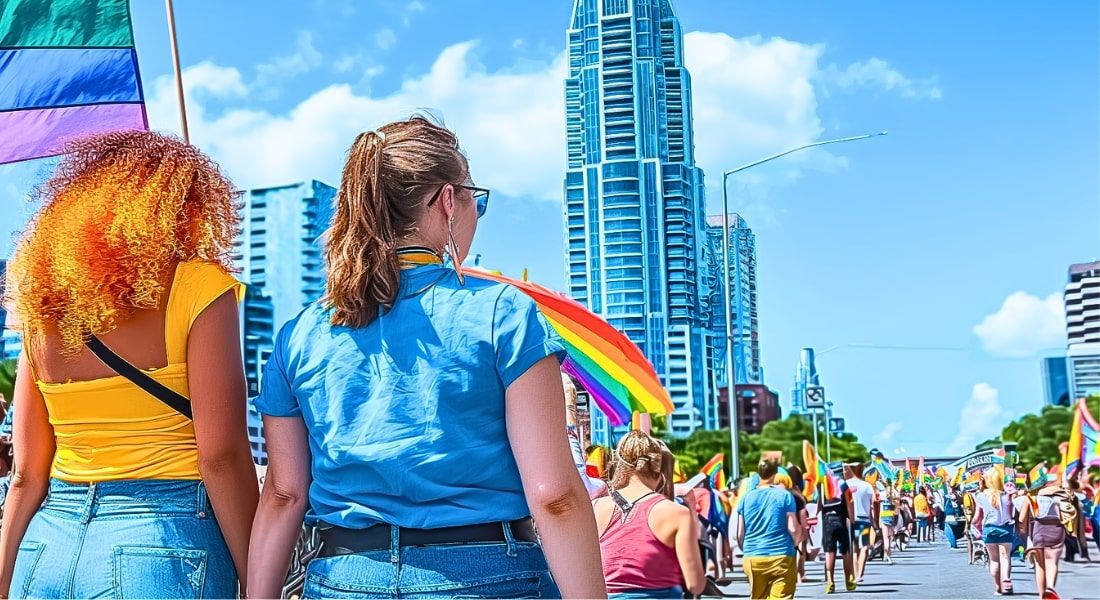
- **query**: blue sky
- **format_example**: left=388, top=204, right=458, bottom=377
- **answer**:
left=1, top=1, right=1097, bottom=456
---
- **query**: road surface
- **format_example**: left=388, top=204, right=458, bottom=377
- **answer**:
left=720, top=538, right=1100, bottom=598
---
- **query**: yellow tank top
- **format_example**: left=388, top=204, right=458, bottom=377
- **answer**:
left=35, top=261, right=244, bottom=482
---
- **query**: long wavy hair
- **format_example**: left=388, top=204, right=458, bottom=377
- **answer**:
left=6, top=130, right=239, bottom=354
left=324, top=115, right=467, bottom=328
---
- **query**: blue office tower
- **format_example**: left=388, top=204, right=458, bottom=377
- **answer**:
left=234, top=180, right=336, bottom=463
left=0, top=259, right=21, bottom=362
left=791, top=347, right=820, bottom=414
left=706, top=214, right=762, bottom=388
left=565, top=0, right=716, bottom=440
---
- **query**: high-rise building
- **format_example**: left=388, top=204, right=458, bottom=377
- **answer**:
left=0, top=259, right=20, bottom=362
left=791, top=347, right=820, bottom=414
left=565, top=0, right=716, bottom=440
left=1041, top=356, right=1071, bottom=407
left=706, top=214, right=761, bottom=387
left=1065, top=261, right=1100, bottom=401
left=234, top=180, right=336, bottom=463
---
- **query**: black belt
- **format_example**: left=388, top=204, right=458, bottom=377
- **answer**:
left=318, top=518, right=538, bottom=557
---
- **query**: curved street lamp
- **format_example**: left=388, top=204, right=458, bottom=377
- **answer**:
left=721, top=131, right=888, bottom=480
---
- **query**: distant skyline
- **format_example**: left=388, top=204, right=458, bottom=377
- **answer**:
left=1, top=1, right=1097, bottom=456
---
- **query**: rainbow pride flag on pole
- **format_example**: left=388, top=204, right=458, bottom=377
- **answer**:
left=701, top=453, right=726, bottom=490
left=0, top=0, right=147, bottom=164
left=1062, top=399, right=1100, bottom=479
left=802, top=441, right=841, bottom=502
left=465, top=269, right=673, bottom=426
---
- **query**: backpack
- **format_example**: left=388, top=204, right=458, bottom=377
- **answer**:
left=1057, top=494, right=1078, bottom=534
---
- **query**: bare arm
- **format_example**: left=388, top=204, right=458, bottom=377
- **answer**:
left=735, top=513, right=745, bottom=549
left=673, top=505, right=706, bottom=596
left=786, top=512, right=802, bottom=546
left=0, top=354, right=53, bottom=596
left=506, top=356, right=606, bottom=599
left=189, top=292, right=259, bottom=593
left=247, top=415, right=311, bottom=599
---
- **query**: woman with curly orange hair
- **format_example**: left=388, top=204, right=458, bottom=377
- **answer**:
left=0, top=131, right=258, bottom=598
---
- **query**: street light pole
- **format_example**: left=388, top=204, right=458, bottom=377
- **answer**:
left=720, top=131, right=887, bottom=482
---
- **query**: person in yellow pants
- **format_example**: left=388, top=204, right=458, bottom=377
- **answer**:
left=735, top=458, right=804, bottom=599
left=742, top=556, right=798, bottom=599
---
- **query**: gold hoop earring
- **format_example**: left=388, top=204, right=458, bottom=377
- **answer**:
left=447, top=219, right=465, bottom=286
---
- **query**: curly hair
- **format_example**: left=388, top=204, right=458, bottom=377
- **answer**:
left=6, top=130, right=239, bottom=354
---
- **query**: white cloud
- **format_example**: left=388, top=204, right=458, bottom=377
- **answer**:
left=256, top=31, right=322, bottom=80
left=944, top=383, right=1009, bottom=455
left=148, top=32, right=932, bottom=206
left=406, top=1, right=425, bottom=13
left=872, top=421, right=904, bottom=448
left=822, top=58, right=942, bottom=100
left=147, top=43, right=568, bottom=199
left=973, top=292, right=1066, bottom=358
left=686, top=33, right=834, bottom=205
left=375, top=29, right=397, bottom=51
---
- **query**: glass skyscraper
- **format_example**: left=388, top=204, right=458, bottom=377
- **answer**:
left=234, top=180, right=336, bottom=463
left=0, top=259, right=21, bottom=362
left=565, top=0, right=716, bottom=439
left=706, top=213, right=762, bottom=387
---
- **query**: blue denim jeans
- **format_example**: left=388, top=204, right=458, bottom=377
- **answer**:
left=303, top=524, right=559, bottom=599
left=10, top=479, right=236, bottom=599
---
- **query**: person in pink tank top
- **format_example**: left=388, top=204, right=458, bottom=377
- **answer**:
left=592, top=431, right=706, bottom=599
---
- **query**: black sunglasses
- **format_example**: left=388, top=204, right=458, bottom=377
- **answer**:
left=427, top=183, right=490, bottom=218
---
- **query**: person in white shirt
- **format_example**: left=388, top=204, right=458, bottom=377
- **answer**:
left=844, top=463, right=877, bottom=582
left=972, top=469, right=1015, bottom=595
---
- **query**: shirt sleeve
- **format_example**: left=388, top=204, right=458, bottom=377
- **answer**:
left=785, top=491, right=797, bottom=513
left=493, top=286, right=567, bottom=387
left=252, top=323, right=301, bottom=418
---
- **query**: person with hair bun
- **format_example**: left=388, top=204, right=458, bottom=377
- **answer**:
left=593, top=430, right=705, bottom=599
left=248, top=116, right=605, bottom=599
left=0, top=131, right=257, bottom=598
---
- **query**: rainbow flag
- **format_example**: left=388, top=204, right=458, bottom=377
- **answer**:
left=585, top=446, right=607, bottom=479
left=802, top=441, right=841, bottom=502
left=0, top=0, right=148, bottom=164
left=701, top=453, right=726, bottom=490
left=1062, top=399, right=1100, bottom=479
left=1027, top=462, right=1049, bottom=491
left=871, top=455, right=897, bottom=482
left=465, top=270, right=672, bottom=426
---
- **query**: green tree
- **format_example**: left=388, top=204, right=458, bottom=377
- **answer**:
left=0, top=358, right=15, bottom=408
left=662, top=414, right=868, bottom=484
left=978, top=396, right=1100, bottom=470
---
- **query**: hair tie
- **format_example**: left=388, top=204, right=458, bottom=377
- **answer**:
left=373, top=129, right=387, bottom=142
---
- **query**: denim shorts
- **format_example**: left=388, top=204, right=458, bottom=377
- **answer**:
left=9, top=478, right=235, bottom=599
left=982, top=523, right=1016, bottom=545
left=303, top=524, right=559, bottom=599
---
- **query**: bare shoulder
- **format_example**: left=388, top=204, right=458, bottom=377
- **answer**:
left=651, top=497, right=692, bottom=520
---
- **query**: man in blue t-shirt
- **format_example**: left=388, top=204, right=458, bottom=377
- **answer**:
left=736, top=458, right=803, bottom=600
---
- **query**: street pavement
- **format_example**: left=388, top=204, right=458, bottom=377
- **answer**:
left=720, top=538, right=1100, bottom=599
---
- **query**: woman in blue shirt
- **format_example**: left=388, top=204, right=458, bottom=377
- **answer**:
left=247, top=116, right=606, bottom=599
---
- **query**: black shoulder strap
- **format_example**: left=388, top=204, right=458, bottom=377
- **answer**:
left=85, top=335, right=193, bottom=419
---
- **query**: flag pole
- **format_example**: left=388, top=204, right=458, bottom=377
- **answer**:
left=165, top=0, right=189, bottom=142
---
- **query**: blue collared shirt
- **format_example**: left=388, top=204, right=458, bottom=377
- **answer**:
left=254, top=264, right=565, bottom=529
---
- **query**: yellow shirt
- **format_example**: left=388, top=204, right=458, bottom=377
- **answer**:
left=35, top=261, right=244, bottom=482
left=914, top=494, right=930, bottom=516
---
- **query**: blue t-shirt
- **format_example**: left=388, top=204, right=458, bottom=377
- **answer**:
left=254, top=264, right=566, bottom=529
left=737, top=485, right=797, bottom=557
